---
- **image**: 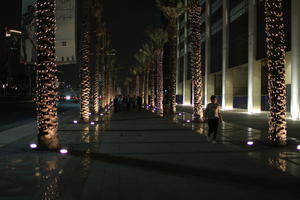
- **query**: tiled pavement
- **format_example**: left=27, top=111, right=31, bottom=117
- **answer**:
left=0, top=105, right=300, bottom=200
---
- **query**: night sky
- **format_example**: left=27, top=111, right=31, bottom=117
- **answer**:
left=0, top=0, right=160, bottom=68
left=103, top=0, right=161, bottom=68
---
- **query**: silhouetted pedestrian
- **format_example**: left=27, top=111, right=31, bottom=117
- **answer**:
left=204, top=95, right=223, bottom=144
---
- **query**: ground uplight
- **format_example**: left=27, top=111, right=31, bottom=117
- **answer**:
left=30, top=144, right=37, bottom=149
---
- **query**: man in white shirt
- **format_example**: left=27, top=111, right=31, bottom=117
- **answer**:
left=204, top=95, right=223, bottom=144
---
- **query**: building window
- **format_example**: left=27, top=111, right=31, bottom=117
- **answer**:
left=62, top=41, right=67, bottom=46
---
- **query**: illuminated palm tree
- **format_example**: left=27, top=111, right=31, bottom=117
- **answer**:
left=156, top=0, right=186, bottom=114
left=100, top=26, right=107, bottom=110
left=189, top=0, right=203, bottom=121
left=91, top=1, right=104, bottom=114
left=147, top=28, right=168, bottom=112
left=36, top=0, right=59, bottom=149
left=134, top=52, right=147, bottom=99
left=265, top=0, right=287, bottom=145
left=141, top=43, right=155, bottom=106
left=79, top=0, right=92, bottom=122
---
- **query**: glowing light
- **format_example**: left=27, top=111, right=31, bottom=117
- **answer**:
left=90, top=121, right=95, bottom=125
left=100, top=113, right=104, bottom=116
left=247, top=141, right=254, bottom=146
left=30, top=144, right=37, bottom=149
left=60, top=149, right=68, bottom=154
left=186, top=120, right=191, bottom=123
left=297, top=145, right=300, bottom=151
left=73, top=120, right=78, bottom=124
left=65, top=96, right=71, bottom=100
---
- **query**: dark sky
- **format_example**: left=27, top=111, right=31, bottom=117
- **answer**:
left=103, top=0, right=161, bottom=68
left=0, top=0, right=21, bottom=65
left=0, top=0, right=161, bottom=68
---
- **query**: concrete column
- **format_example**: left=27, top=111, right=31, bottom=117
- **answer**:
left=205, top=0, right=214, bottom=106
left=222, top=0, right=233, bottom=109
left=291, top=0, right=300, bottom=119
left=183, top=0, right=190, bottom=105
left=176, top=20, right=180, bottom=97
left=248, top=0, right=261, bottom=113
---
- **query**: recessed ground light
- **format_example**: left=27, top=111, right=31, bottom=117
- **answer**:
left=30, top=144, right=37, bottom=149
left=60, top=149, right=68, bottom=154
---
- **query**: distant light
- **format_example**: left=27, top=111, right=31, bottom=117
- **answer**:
left=73, top=120, right=78, bottom=124
left=247, top=141, right=254, bottom=146
left=60, top=149, right=68, bottom=154
left=186, top=120, right=191, bottom=123
left=178, top=113, right=182, bottom=116
left=297, top=145, right=300, bottom=151
left=100, top=113, right=104, bottom=116
left=30, top=144, right=37, bottom=149
left=105, top=109, right=107, bottom=112
left=90, top=121, right=95, bottom=125
left=65, top=96, right=71, bottom=100
left=10, top=29, right=22, bottom=34
left=2, top=85, right=5, bottom=89
left=89, top=112, right=92, bottom=116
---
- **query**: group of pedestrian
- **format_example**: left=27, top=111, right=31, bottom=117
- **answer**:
left=113, top=94, right=223, bottom=144
left=113, top=95, right=143, bottom=112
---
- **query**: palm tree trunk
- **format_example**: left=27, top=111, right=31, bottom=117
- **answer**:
left=80, top=32, right=91, bottom=121
left=104, top=67, right=109, bottom=107
left=265, top=0, right=287, bottom=145
left=100, top=56, right=105, bottom=109
left=156, top=49, right=164, bottom=112
left=36, top=0, right=59, bottom=149
left=106, top=68, right=111, bottom=105
left=151, top=65, right=155, bottom=108
left=168, top=22, right=178, bottom=114
left=141, top=73, right=145, bottom=105
left=92, top=44, right=100, bottom=114
left=145, top=67, right=150, bottom=105
left=190, top=0, right=203, bottom=121
left=79, top=1, right=91, bottom=122
left=136, top=75, right=140, bottom=97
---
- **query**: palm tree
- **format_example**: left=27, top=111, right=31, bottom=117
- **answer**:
left=91, top=1, right=104, bottom=114
left=36, top=0, right=59, bottom=149
left=141, top=43, right=155, bottom=106
left=265, top=0, right=287, bottom=145
left=147, top=28, right=168, bottom=112
left=79, top=0, right=92, bottom=122
left=100, top=26, right=107, bottom=110
left=106, top=55, right=116, bottom=105
left=189, top=0, right=203, bottom=121
left=156, top=0, right=186, bottom=114
left=134, top=52, right=147, bottom=99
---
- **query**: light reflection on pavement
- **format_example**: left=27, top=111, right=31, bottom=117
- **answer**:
left=168, top=111, right=300, bottom=178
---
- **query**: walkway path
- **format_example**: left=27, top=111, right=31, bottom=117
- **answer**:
left=0, top=104, right=300, bottom=199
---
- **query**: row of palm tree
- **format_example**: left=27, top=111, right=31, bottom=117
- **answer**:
left=151, top=0, right=287, bottom=145
left=35, top=0, right=287, bottom=149
left=35, top=0, right=117, bottom=150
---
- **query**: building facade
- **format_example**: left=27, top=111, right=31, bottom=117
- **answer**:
left=176, top=0, right=300, bottom=119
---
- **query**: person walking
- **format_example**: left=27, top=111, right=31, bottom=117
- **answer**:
left=204, top=95, right=223, bottom=144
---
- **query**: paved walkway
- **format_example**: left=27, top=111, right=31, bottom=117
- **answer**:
left=0, top=104, right=300, bottom=199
